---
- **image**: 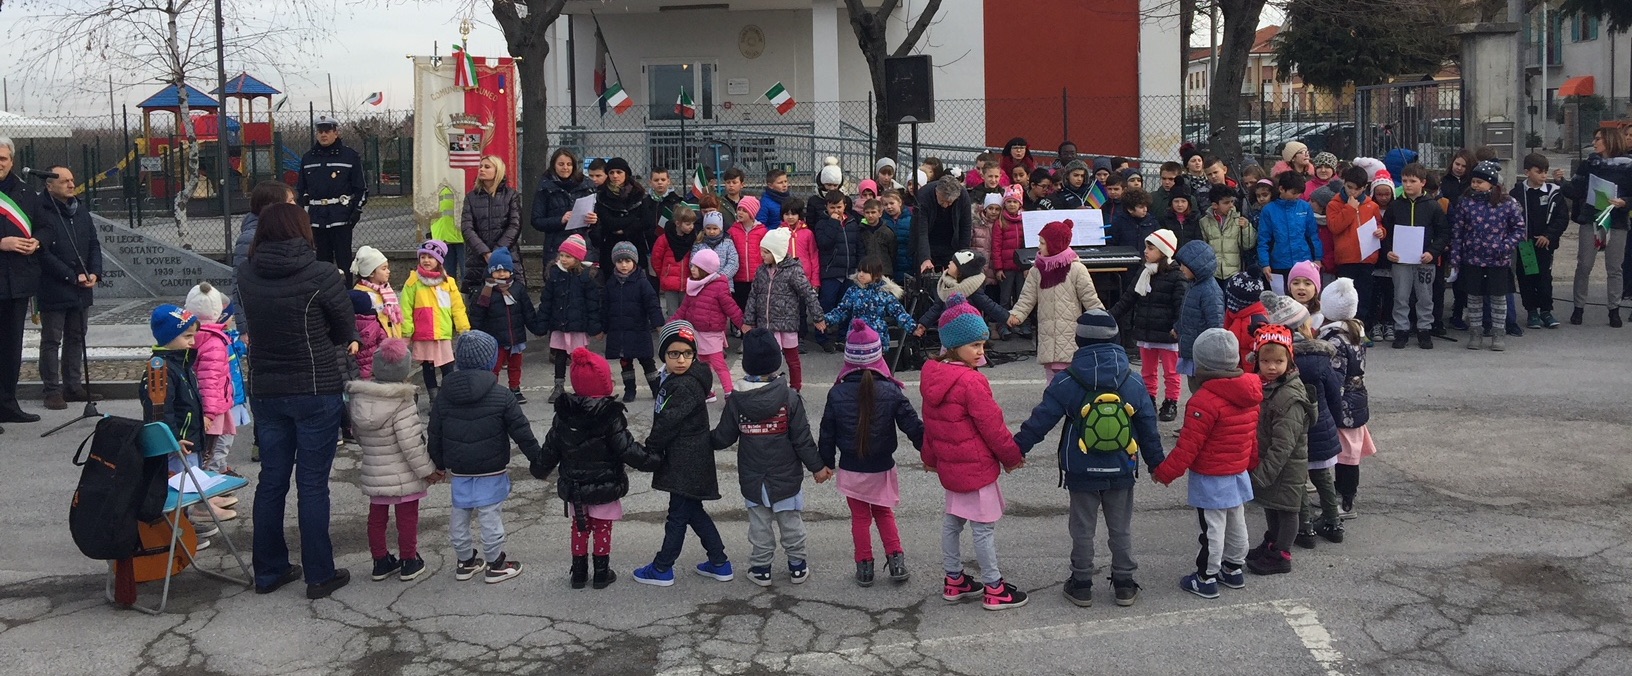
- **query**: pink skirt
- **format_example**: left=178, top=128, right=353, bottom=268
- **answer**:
left=411, top=340, right=454, bottom=367
left=774, top=331, right=800, bottom=349
left=1336, top=426, right=1377, bottom=465
left=945, top=481, right=1005, bottom=523
left=370, top=490, right=428, bottom=506
left=573, top=499, right=624, bottom=522
left=550, top=331, right=590, bottom=352
left=836, top=467, right=900, bottom=508
left=695, top=330, right=727, bottom=355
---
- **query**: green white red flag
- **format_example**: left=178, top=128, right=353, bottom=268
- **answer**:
left=0, top=191, right=32, bottom=239
left=764, top=82, right=795, bottom=115
left=602, top=82, right=633, bottom=115
left=690, top=166, right=710, bottom=200
left=454, top=45, right=478, bottom=89
left=675, top=87, right=696, bottom=119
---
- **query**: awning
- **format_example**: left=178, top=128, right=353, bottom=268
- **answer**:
left=1559, top=75, right=1595, bottom=97
left=0, top=110, right=72, bottom=139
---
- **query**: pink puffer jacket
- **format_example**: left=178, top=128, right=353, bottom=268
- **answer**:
left=354, top=315, right=387, bottom=380
left=672, top=277, right=743, bottom=333
left=918, top=359, right=1023, bottom=493
left=194, top=323, right=236, bottom=436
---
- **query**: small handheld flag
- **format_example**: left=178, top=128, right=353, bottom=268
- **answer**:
left=690, top=166, right=710, bottom=200
left=764, top=82, right=796, bottom=115
left=362, top=92, right=384, bottom=107
left=675, top=87, right=696, bottom=120
left=601, top=82, right=633, bottom=115
left=1086, top=181, right=1108, bottom=210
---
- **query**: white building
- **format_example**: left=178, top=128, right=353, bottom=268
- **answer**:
left=1525, top=3, right=1632, bottom=150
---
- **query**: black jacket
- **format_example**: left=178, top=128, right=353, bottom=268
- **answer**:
left=1381, top=194, right=1450, bottom=265
left=1293, top=337, right=1343, bottom=465
left=0, top=172, right=46, bottom=299
left=236, top=238, right=358, bottom=397
left=815, top=215, right=863, bottom=281
left=428, top=369, right=543, bottom=475
left=230, top=212, right=258, bottom=332
left=708, top=378, right=824, bottom=505
left=297, top=139, right=367, bottom=228
left=1564, top=154, right=1632, bottom=229
left=1510, top=181, right=1571, bottom=247
left=459, top=185, right=525, bottom=292
left=1161, top=211, right=1203, bottom=248
left=36, top=196, right=101, bottom=311
left=468, top=281, right=535, bottom=348
left=593, top=182, right=652, bottom=269
left=531, top=264, right=603, bottom=335
left=913, top=183, right=972, bottom=267
left=627, top=365, right=718, bottom=500
left=818, top=370, right=924, bottom=473
left=1109, top=267, right=1187, bottom=344
left=535, top=394, right=645, bottom=507
left=531, top=174, right=596, bottom=255
left=140, top=349, right=204, bottom=452
left=602, top=271, right=664, bottom=360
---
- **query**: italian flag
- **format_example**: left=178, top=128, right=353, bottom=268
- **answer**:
left=764, top=81, right=795, bottom=115
left=454, top=46, right=478, bottom=89
left=602, top=82, right=633, bottom=115
left=0, top=191, right=31, bottom=239
left=675, top=87, right=696, bottom=119
left=690, top=166, right=710, bottom=200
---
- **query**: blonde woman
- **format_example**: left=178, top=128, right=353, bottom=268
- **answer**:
left=460, top=155, right=525, bottom=293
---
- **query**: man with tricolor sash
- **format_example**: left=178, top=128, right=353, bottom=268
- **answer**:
left=0, top=136, right=47, bottom=427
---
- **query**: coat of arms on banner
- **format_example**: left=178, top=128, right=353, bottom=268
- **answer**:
left=440, top=112, right=492, bottom=168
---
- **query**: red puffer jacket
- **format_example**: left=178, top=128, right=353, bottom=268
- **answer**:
left=792, top=225, right=821, bottom=288
left=651, top=236, right=692, bottom=294
left=672, top=277, right=743, bottom=333
left=919, top=359, right=1023, bottom=493
left=1153, top=371, right=1263, bottom=484
left=991, top=214, right=1024, bottom=272
left=730, top=222, right=751, bottom=284
left=744, top=225, right=769, bottom=284
left=1225, top=302, right=1268, bottom=373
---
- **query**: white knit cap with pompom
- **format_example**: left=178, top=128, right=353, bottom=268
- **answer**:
left=185, top=282, right=228, bottom=324
left=819, top=156, right=843, bottom=186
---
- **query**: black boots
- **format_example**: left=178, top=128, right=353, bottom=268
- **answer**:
left=622, top=368, right=638, bottom=402
left=592, top=555, right=616, bottom=589
left=570, top=555, right=589, bottom=589
left=646, top=371, right=661, bottom=399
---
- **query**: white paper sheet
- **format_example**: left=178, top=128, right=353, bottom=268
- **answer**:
left=168, top=467, right=227, bottom=494
left=1269, top=273, right=1286, bottom=296
left=1020, top=209, right=1106, bottom=248
left=1357, top=217, right=1383, bottom=260
left=1589, top=174, right=1619, bottom=210
left=1392, top=224, right=1426, bottom=263
left=564, top=194, right=597, bottom=231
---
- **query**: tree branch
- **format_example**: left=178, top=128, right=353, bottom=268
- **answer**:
left=892, top=0, right=942, bottom=57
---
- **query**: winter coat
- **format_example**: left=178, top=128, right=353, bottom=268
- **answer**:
left=916, top=272, right=1011, bottom=328
left=673, top=276, right=742, bottom=335
left=1174, top=241, right=1225, bottom=360
left=593, top=181, right=653, bottom=269
left=1109, top=209, right=1160, bottom=250
left=756, top=188, right=790, bottom=228
left=1381, top=193, right=1451, bottom=266
left=1511, top=181, right=1571, bottom=246
left=858, top=219, right=898, bottom=277
left=710, top=377, right=825, bottom=504
left=918, top=359, right=1024, bottom=494
left=1198, top=208, right=1258, bottom=279
left=886, top=209, right=915, bottom=276
left=1449, top=195, right=1526, bottom=268
left=1564, top=153, right=1632, bottom=229
left=531, top=174, right=596, bottom=256
left=816, top=216, right=864, bottom=281
left=36, top=196, right=101, bottom=311
left=1324, top=193, right=1383, bottom=265
left=729, top=222, right=752, bottom=285
left=792, top=225, right=821, bottom=288
left=536, top=394, right=644, bottom=506
left=297, top=139, right=367, bottom=228
left=692, top=234, right=740, bottom=288
left=399, top=269, right=470, bottom=343
left=602, top=272, right=664, bottom=360
left=1253, top=372, right=1313, bottom=512
left=346, top=380, right=435, bottom=498
left=1055, top=181, right=1093, bottom=210
left=236, top=239, right=358, bottom=397
left=969, top=217, right=994, bottom=277
left=653, top=192, right=686, bottom=253
left=352, top=316, right=386, bottom=380
left=141, top=349, right=204, bottom=452
left=823, top=278, right=916, bottom=349
left=459, top=184, right=525, bottom=292
left=1013, top=343, right=1166, bottom=492
left=428, top=369, right=543, bottom=475
left=1319, top=323, right=1370, bottom=428
left=1226, top=302, right=1270, bottom=370
left=1257, top=198, right=1323, bottom=272
left=531, top=264, right=602, bottom=335
left=352, top=282, right=402, bottom=339
left=746, top=256, right=823, bottom=333
left=193, top=324, right=235, bottom=428
left=1161, top=210, right=1202, bottom=247
left=230, top=212, right=257, bottom=326
left=990, top=216, right=1024, bottom=272
left=633, top=366, right=719, bottom=501
left=469, top=281, right=536, bottom=348
left=743, top=225, right=772, bottom=284
left=0, top=173, right=45, bottom=300
left=1293, top=337, right=1343, bottom=465
left=913, top=184, right=973, bottom=266
left=1010, top=262, right=1105, bottom=364
left=651, top=231, right=694, bottom=294
left=1110, top=266, right=1186, bottom=344
left=818, top=370, right=925, bottom=473
left=1153, top=370, right=1263, bottom=484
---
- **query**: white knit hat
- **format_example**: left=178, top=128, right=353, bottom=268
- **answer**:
left=819, top=157, right=843, bottom=186
left=1321, top=277, right=1360, bottom=322
left=184, top=282, right=228, bottom=324
left=351, top=245, right=388, bottom=278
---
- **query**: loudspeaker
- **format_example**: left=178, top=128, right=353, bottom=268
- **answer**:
left=884, top=55, right=935, bottom=124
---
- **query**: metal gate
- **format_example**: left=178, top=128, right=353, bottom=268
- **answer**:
left=1355, top=79, right=1464, bottom=169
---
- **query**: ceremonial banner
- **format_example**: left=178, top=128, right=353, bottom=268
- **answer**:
left=412, top=53, right=519, bottom=234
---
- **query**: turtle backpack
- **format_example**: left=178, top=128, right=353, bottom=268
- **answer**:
left=1061, top=370, right=1139, bottom=476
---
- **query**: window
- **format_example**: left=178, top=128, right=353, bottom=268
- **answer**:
left=1572, top=14, right=1600, bottom=42
left=646, top=61, right=717, bottom=121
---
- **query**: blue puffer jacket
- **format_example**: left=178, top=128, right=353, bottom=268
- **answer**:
left=529, top=264, right=603, bottom=335
left=1293, top=336, right=1343, bottom=464
left=816, top=216, right=864, bottom=281
left=1173, top=241, right=1224, bottom=360
left=1319, top=324, right=1369, bottom=428
left=887, top=208, right=915, bottom=278
left=1013, top=343, right=1166, bottom=492
left=468, top=281, right=536, bottom=348
left=756, top=188, right=790, bottom=228
left=1256, top=198, right=1323, bottom=272
left=817, top=369, right=925, bottom=473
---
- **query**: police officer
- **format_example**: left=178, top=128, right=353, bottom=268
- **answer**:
left=298, top=115, right=367, bottom=280
left=0, top=137, right=47, bottom=429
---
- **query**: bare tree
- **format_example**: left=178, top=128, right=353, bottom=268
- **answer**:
left=842, top=0, right=944, bottom=161
left=1206, top=0, right=1271, bottom=164
left=485, top=0, right=568, bottom=220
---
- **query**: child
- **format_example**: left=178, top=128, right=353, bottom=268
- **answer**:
left=349, top=290, right=387, bottom=380
left=1247, top=324, right=1313, bottom=576
left=914, top=251, right=1012, bottom=338
left=1200, top=185, right=1258, bottom=284
left=215, top=302, right=251, bottom=474
left=882, top=191, right=915, bottom=280
left=757, top=169, right=791, bottom=228
left=743, top=228, right=826, bottom=391
left=143, top=306, right=227, bottom=529
left=1025, top=170, right=1057, bottom=212
left=535, top=348, right=647, bottom=589
left=1109, top=230, right=1187, bottom=420
left=603, top=241, right=665, bottom=401
left=992, top=186, right=1026, bottom=328
left=823, top=256, right=917, bottom=351
left=1151, top=161, right=1182, bottom=220
left=1122, top=167, right=1145, bottom=192
left=429, top=330, right=541, bottom=584
left=785, top=197, right=822, bottom=295
left=1368, top=177, right=1398, bottom=343
left=1174, top=241, right=1225, bottom=391
left=856, top=179, right=881, bottom=219
left=1286, top=260, right=1324, bottom=328
left=1281, top=301, right=1345, bottom=550
left=1222, top=273, right=1269, bottom=369
left=693, top=207, right=740, bottom=291
left=652, top=205, right=698, bottom=317
left=351, top=245, right=401, bottom=339
left=400, top=239, right=469, bottom=397
left=732, top=195, right=762, bottom=308
left=671, top=247, right=743, bottom=400
left=1318, top=279, right=1376, bottom=520
left=1382, top=163, right=1450, bottom=349
left=631, top=321, right=735, bottom=586
left=1014, top=309, right=1166, bottom=608
left=1008, top=220, right=1105, bottom=378
left=816, top=192, right=863, bottom=346
left=820, top=319, right=924, bottom=586
left=709, top=329, right=831, bottom=586
left=1257, top=173, right=1323, bottom=292
left=348, top=338, right=439, bottom=582
left=972, top=194, right=1000, bottom=287
left=1101, top=172, right=1126, bottom=224
left=1511, top=154, right=1569, bottom=330
left=531, top=233, right=603, bottom=403
left=1325, top=166, right=1385, bottom=330
left=922, top=295, right=1028, bottom=610
left=1109, top=189, right=1160, bottom=258
left=858, top=198, right=897, bottom=279
left=1153, top=328, right=1262, bottom=599
left=1450, top=161, right=1527, bottom=350
left=1243, top=179, right=1274, bottom=226
left=1161, top=191, right=1200, bottom=245
left=468, top=247, right=536, bottom=402
left=185, top=283, right=240, bottom=479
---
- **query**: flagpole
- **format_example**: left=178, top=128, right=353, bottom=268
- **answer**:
left=591, top=12, right=625, bottom=97
left=679, top=87, right=686, bottom=173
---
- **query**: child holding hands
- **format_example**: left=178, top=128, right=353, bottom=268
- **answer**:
left=348, top=339, right=440, bottom=582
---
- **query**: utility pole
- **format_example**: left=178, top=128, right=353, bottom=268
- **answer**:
left=217, top=0, right=232, bottom=255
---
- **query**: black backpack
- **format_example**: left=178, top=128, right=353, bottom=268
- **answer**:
left=69, top=416, right=169, bottom=560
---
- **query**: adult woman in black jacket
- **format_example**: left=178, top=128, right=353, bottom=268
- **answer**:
left=236, top=203, right=359, bottom=597
left=593, top=158, right=653, bottom=272
left=531, top=148, right=596, bottom=259
left=460, top=156, right=524, bottom=293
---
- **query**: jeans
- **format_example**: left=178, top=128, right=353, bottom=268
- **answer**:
left=38, top=306, right=88, bottom=395
left=312, top=225, right=355, bottom=285
left=942, top=514, right=1001, bottom=585
left=818, top=280, right=850, bottom=343
left=653, top=494, right=727, bottom=571
left=1196, top=505, right=1248, bottom=578
left=1574, top=224, right=1627, bottom=310
left=1391, top=264, right=1435, bottom=332
left=1299, top=467, right=1341, bottom=530
left=1068, top=487, right=1138, bottom=582
left=0, top=297, right=29, bottom=414
left=450, top=501, right=506, bottom=562
left=251, top=394, right=344, bottom=588
left=746, top=505, right=807, bottom=568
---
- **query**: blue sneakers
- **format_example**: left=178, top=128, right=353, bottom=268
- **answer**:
left=1219, top=566, right=1246, bottom=589
left=748, top=566, right=773, bottom=586
left=1181, top=573, right=1220, bottom=599
left=788, top=560, right=809, bottom=584
left=695, top=560, right=735, bottom=582
left=632, top=563, right=675, bottom=587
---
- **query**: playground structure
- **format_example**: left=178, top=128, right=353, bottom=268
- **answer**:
left=132, top=75, right=285, bottom=214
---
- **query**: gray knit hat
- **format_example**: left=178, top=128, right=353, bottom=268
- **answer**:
left=372, top=338, right=415, bottom=383
left=1262, top=290, right=1310, bottom=329
left=611, top=240, right=640, bottom=264
left=454, top=330, right=500, bottom=371
left=1075, top=309, right=1119, bottom=347
left=1193, top=328, right=1241, bottom=373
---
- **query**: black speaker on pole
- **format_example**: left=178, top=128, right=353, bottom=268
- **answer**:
left=884, top=55, right=935, bottom=124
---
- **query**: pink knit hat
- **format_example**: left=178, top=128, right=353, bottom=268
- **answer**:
left=569, top=347, right=614, bottom=398
left=836, top=318, right=901, bottom=385
left=691, top=246, right=721, bottom=275
left=858, top=179, right=879, bottom=196
left=737, top=195, right=761, bottom=221
left=559, top=233, right=588, bottom=262
left=1287, top=260, right=1322, bottom=293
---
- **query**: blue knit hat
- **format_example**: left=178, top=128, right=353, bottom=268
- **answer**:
left=454, top=330, right=500, bottom=371
left=350, top=290, right=376, bottom=316
left=150, top=304, right=198, bottom=347
left=487, top=246, right=515, bottom=273
left=937, top=293, right=989, bottom=350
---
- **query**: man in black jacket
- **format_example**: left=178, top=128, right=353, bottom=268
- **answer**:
left=36, top=166, right=104, bottom=409
left=0, top=138, right=47, bottom=426
left=913, top=177, right=972, bottom=273
left=298, top=116, right=367, bottom=282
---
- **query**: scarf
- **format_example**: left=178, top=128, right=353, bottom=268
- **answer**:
left=937, top=268, right=988, bottom=302
left=686, top=273, right=720, bottom=297
left=701, top=229, right=726, bottom=248
left=1134, top=262, right=1160, bottom=295
left=1035, top=247, right=1078, bottom=289
left=478, top=279, right=515, bottom=307
left=414, top=266, right=444, bottom=287
left=1000, top=210, right=1022, bottom=230
left=662, top=222, right=698, bottom=262
left=360, top=279, right=403, bottom=325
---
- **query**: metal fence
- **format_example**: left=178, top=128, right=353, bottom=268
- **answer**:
left=1355, top=80, right=1465, bottom=169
